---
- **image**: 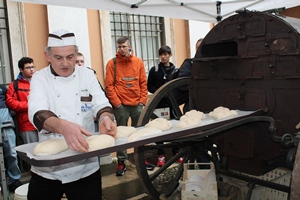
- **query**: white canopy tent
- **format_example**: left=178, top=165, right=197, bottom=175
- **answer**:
left=11, top=0, right=300, bottom=23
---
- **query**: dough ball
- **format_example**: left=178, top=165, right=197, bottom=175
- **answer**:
left=179, top=115, right=202, bottom=124
left=128, top=127, right=162, bottom=142
left=116, top=126, right=137, bottom=138
left=145, top=118, right=173, bottom=131
left=33, top=138, right=68, bottom=156
left=86, top=134, right=115, bottom=152
left=184, top=110, right=206, bottom=120
left=176, top=117, right=200, bottom=128
left=176, top=109, right=205, bottom=128
left=208, top=106, right=238, bottom=120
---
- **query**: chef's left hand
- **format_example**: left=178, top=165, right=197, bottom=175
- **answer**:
left=98, top=115, right=117, bottom=139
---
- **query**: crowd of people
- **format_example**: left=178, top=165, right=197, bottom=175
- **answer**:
left=0, top=29, right=201, bottom=199
left=0, top=56, right=39, bottom=193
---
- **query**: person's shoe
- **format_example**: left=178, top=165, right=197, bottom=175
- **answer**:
left=116, top=161, right=126, bottom=176
left=145, top=160, right=155, bottom=170
left=8, top=180, right=22, bottom=192
left=157, top=155, right=165, bottom=167
left=177, top=157, right=184, bottom=164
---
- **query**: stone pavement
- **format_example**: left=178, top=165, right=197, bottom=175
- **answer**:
left=101, top=160, right=151, bottom=200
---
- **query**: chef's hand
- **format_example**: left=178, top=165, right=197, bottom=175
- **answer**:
left=98, top=115, right=117, bottom=139
left=57, top=119, right=92, bottom=152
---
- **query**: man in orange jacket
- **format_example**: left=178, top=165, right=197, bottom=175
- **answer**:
left=105, top=36, right=148, bottom=176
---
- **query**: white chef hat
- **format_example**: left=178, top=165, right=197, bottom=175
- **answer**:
left=47, top=29, right=76, bottom=47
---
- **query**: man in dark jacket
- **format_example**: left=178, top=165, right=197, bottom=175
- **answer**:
left=147, top=45, right=181, bottom=166
left=147, top=45, right=178, bottom=114
left=0, top=84, right=22, bottom=192
left=178, top=38, right=203, bottom=113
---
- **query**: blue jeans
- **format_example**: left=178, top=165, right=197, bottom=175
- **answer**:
left=2, top=127, right=21, bottom=185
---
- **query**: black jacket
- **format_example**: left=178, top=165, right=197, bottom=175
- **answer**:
left=147, top=62, right=176, bottom=93
left=147, top=62, right=177, bottom=110
left=178, top=58, right=193, bottom=92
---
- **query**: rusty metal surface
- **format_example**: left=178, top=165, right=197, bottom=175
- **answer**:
left=190, top=11, right=300, bottom=175
left=132, top=11, right=300, bottom=198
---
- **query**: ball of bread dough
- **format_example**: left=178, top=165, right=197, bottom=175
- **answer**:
left=33, top=138, right=68, bottom=156
left=116, top=126, right=137, bottom=138
left=176, top=117, right=200, bottom=128
left=86, top=134, right=115, bottom=152
left=179, top=115, right=202, bottom=123
left=208, top=106, right=238, bottom=120
left=128, top=127, right=162, bottom=142
left=145, top=118, right=173, bottom=131
left=184, top=110, right=206, bottom=120
left=176, top=109, right=205, bottom=128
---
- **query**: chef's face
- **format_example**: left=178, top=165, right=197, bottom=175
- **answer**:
left=45, top=45, right=77, bottom=77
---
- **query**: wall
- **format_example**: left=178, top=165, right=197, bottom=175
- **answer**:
left=7, top=3, right=300, bottom=81
left=173, top=19, right=189, bottom=67
left=23, top=4, right=106, bottom=84
left=6, top=0, right=23, bottom=80
left=20, top=5, right=189, bottom=86
left=189, top=20, right=211, bottom=57
left=47, top=5, right=91, bottom=66
left=24, top=3, right=48, bottom=70
left=281, top=6, right=300, bottom=18
left=87, top=9, right=104, bottom=87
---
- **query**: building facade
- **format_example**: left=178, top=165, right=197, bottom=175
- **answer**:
left=2, top=1, right=211, bottom=86
left=1, top=1, right=300, bottom=87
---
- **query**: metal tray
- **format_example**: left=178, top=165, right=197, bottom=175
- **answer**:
left=16, top=110, right=262, bottom=167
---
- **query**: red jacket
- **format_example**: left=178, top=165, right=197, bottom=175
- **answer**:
left=6, top=75, right=36, bottom=132
left=105, top=52, right=148, bottom=107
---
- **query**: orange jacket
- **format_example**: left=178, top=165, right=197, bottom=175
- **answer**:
left=105, top=52, right=148, bottom=107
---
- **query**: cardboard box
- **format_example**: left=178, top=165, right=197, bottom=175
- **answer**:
left=182, top=163, right=218, bottom=200
left=153, top=107, right=170, bottom=119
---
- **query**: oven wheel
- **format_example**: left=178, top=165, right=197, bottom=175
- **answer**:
left=134, top=77, right=220, bottom=199
left=137, top=77, right=190, bottom=126
left=133, top=141, right=218, bottom=199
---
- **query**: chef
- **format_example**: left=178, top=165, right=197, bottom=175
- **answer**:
left=27, top=29, right=116, bottom=200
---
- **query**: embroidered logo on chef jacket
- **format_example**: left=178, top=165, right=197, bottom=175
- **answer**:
left=80, top=89, right=90, bottom=98
left=81, top=103, right=93, bottom=112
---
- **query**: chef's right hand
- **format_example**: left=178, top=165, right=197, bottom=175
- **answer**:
left=58, top=119, right=92, bottom=152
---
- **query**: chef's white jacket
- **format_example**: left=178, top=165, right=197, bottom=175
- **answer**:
left=28, top=65, right=111, bottom=183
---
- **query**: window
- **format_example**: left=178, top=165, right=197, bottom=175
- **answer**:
left=110, top=12, right=164, bottom=75
left=0, top=0, right=12, bottom=84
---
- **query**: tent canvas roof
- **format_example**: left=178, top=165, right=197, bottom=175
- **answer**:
left=11, top=0, right=300, bottom=23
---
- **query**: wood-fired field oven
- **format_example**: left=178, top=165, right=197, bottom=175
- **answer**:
left=191, top=10, right=300, bottom=176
